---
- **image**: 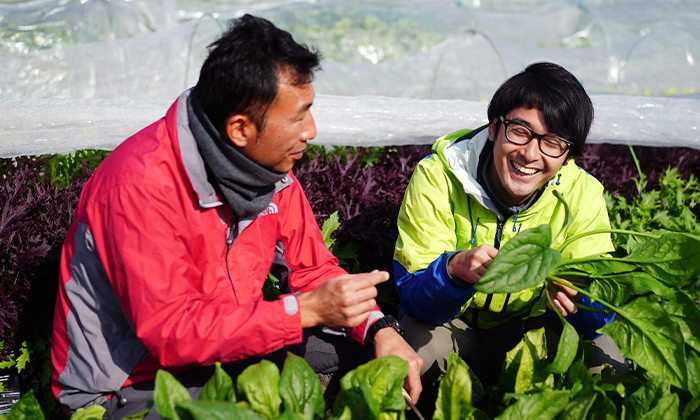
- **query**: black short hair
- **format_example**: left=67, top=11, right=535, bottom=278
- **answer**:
left=195, top=14, right=321, bottom=132
left=487, top=62, right=593, bottom=158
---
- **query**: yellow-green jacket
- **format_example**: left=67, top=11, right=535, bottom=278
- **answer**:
left=394, top=127, right=615, bottom=338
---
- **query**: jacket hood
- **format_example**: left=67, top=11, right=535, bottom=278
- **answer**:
left=433, top=126, right=491, bottom=211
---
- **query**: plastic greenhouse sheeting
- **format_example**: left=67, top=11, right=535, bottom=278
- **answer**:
left=1, top=0, right=699, bottom=157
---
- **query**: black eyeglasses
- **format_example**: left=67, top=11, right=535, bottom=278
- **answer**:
left=498, top=116, right=572, bottom=158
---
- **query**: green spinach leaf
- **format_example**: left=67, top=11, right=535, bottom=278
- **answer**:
left=476, top=225, right=561, bottom=294
left=279, top=353, right=325, bottom=420
left=496, top=390, right=570, bottom=420
left=237, top=360, right=282, bottom=419
left=199, top=362, right=236, bottom=402
left=154, top=370, right=192, bottom=420
left=332, top=356, right=407, bottom=420
left=546, top=319, right=578, bottom=374
left=500, top=328, right=553, bottom=394
left=600, top=296, right=688, bottom=390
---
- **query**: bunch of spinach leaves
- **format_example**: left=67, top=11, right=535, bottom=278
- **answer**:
left=458, top=189, right=700, bottom=419
left=1, top=354, right=410, bottom=420
left=148, top=354, right=406, bottom=420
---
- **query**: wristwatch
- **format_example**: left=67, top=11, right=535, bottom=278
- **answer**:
left=366, top=315, right=404, bottom=344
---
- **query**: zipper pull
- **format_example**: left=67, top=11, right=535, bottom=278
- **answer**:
left=226, top=226, right=234, bottom=245
left=226, top=210, right=236, bottom=246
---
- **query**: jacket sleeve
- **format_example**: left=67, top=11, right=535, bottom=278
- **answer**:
left=89, top=183, right=307, bottom=367
left=278, top=173, right=380, bottom=344
left=394, top=158, right=476, bottom=325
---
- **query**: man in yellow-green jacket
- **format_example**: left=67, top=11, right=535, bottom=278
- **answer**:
left=394, top=62, right=626, bottom=392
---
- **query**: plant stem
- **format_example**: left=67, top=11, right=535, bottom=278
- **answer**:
left=574, top=303, right=609, bottom=313
left=627, top=143, right=644, bottom=182
left=544, top=281, right=566, bottom=323
left=552, top=271, right=591, bottom=280
left=557, top=228, right=657, bottom=253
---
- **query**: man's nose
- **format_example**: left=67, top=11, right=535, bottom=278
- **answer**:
left=302, top=113, right=317, bottom=141
left=521, top=137, right=541, bottom=161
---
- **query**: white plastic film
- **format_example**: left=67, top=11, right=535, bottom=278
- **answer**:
left=1, top=0, right=699, bottom=156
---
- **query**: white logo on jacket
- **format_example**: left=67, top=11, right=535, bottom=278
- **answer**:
left=258, top=203, right=279, bottom=217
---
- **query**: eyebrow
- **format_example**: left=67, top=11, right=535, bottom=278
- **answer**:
left=510, top=118, right=548, bottom=135
left=296, top=101, right=313, bottom=117
left=300, top=102, right=313, bottom=112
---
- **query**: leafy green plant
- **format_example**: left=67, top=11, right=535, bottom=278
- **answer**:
left=3, top=144, right=697, bottom=418
left=605, top=155, right=700, bottom=250
left=331, top=355, right=407, bottom=419
left=130, top=354, right=406, bottom=420
left=457, top=190, right=700, bottom=418
left=43, top=150, right=110, bottom=188
left=0, top=390, right=105, bottom=420
left=433, top=330, right=699, bottom=419
left=320, top=211, right=360, bottom=273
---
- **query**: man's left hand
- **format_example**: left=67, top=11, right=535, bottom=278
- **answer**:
left=372, top=327, right=423, bottom=404
left=546, top=281, right=580, bottom=317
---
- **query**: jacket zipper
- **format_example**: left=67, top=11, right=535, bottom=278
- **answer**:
left=226, top=210, right=240, bottom=305
left=480, top=218, right=511, bottom=316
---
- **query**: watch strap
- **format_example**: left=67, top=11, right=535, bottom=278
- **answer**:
left=366, top=315, right=404, bottom=344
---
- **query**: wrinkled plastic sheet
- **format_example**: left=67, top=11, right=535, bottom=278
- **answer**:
left=2, top=93, right=698, bottom=158
left=2, top=0, right=700, bottom=156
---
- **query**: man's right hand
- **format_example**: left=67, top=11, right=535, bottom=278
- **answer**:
left=297, top=270, right=389, bottom=329
left=446, top=245, right=499, bottom=284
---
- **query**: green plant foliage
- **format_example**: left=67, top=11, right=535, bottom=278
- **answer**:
left=154, top=355, right=410, bottom=420
left=599, top=295, right=687, bottom=389
left=321, top=211, right=341, bottom=250
left=279, top=353, right=324, bottom=420
left=44, top=150, right=110, bottom=188
left=303, top=145, right=386, bottom=168
left=176, top=400, right=265, bottom=419
left=433, top=353, right=487, bottom=420
left=68, top=405, right=106, bottom=420
left=331, top=356, right=408, bottom=420
left=0, top=390, right=44, bottom=420
left=237, top=360, right=282, bottom=419
left=545, top=320, right=578, bottom=374
left=467, top=189, right=700, bottom=418
left=199, top=362, right=236, bottom=403
left=4, top=146, right=699, bottom=419
left=499, top=329, right=554, bottom=395
left=497, top=390, right=570, bottom=420
left=475, top=224, right=561, bottom=294
left=154, top=370, right=193, bottom=420
left=605, top=167, right=700, bottom=250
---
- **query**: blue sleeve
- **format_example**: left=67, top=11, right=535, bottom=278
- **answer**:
left=394, top=252, right=476, bottom=325
left=543, top=294, right=616, bottom=341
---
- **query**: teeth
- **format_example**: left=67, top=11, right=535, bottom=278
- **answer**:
left=512, top=161, right=538, bottom=175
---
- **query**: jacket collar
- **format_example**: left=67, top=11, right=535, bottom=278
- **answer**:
left=442, top=127, right=497, bottom=213
left=173, top=89, right=294, bottom=210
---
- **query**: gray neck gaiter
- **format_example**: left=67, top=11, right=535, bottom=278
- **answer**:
left=187, top=90, right=285, bottom=219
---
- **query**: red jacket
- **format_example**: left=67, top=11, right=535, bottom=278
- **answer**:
left=51, top=91, right=378, bottom=411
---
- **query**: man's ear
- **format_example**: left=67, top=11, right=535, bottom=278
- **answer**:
left=487, top=119, right=498, bottom=141
left=225, top=114, right=257, bottom=148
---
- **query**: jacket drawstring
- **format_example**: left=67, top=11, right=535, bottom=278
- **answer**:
left=470, top=217, right=480, bottom=244
left=556, top=174, right=562, bottom=185
left=512, top=214, right=518, bottom=232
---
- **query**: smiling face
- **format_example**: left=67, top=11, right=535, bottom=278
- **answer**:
left=487, top=107, right=569, bottom=206
left=227, top=72, right=316, bottom=173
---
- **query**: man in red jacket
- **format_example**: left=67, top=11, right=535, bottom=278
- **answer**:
left=51, top=14, right=421, bottom=418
